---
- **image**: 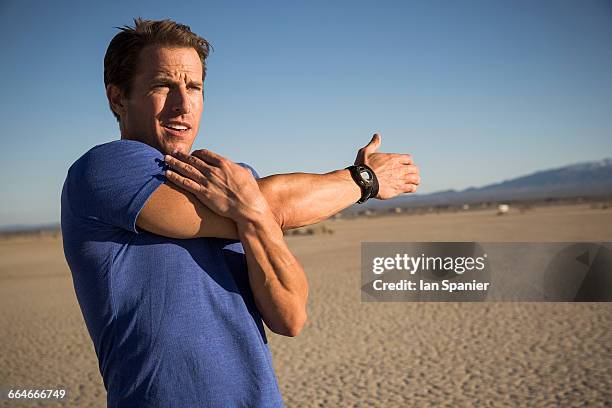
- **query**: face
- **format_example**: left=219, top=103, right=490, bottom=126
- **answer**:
left=109, top=46, right=204, bottom=154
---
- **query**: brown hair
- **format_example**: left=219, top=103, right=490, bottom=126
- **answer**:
left=104, top=18, right=212, bottom=121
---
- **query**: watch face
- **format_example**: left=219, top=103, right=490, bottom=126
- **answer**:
left=360, top=169, right=372, bottom=183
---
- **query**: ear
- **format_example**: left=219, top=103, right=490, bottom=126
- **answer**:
left=106, top=84, right=126, bottom=119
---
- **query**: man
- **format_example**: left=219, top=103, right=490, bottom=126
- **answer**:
left=61, top=18, right=419, bottom=407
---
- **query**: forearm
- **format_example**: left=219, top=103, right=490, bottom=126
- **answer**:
left=257, top=169, right=361, bottom=230
left=237, top=211, right=308, bottom=337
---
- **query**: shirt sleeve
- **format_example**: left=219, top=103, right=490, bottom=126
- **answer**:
left=237, top=162, right=259, bottom=179
left=64, top=140, right=166, bottom=233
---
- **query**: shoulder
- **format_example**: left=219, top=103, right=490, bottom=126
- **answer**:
left=67, top=140, right=165, bottom=182
left=71, top=140, right=162, bottom=171
left=236, top=162, right=260, bottom=179
left=63, top=139, right=166, bottom=207
left=62, top=140, right=167, bottom=231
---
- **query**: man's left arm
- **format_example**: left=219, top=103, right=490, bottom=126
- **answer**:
left=165, top=133, right=420, bottom=231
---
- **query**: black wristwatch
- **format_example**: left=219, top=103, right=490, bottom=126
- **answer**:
left=346, top=164, right=379, bottom=204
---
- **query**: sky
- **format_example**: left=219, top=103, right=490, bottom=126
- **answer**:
left=1, top=0, right=611, bottom=226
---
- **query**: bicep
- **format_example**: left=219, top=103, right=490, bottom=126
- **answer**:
left=136, top=182, right=239, bottom=239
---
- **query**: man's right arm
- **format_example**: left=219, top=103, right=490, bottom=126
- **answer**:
left=145, top=155, right=309, bottom=336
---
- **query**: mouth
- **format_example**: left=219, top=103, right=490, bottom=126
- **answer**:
left=161, top=121, right=192, bottom=136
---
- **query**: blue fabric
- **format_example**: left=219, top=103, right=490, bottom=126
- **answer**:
left=61, top=139, right=284, bottom=408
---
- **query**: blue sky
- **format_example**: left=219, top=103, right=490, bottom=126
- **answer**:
left=1, top=0, right=611, bottom=226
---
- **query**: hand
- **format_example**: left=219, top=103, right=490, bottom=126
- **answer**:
left=354, top=133, right=420, bottom=200
left=163, top=149, right=270, bottom=223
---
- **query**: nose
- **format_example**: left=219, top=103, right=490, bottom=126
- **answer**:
left=170, top=86, right=191, bottom=115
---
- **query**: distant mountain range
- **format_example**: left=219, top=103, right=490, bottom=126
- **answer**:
left=363, top=158, right=612, bottom=211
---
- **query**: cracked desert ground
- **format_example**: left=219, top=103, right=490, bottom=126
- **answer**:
left=1, top=204, right=611, bottom=407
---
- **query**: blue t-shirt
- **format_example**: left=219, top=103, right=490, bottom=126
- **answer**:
left=61, top=140, right=284, bottom=408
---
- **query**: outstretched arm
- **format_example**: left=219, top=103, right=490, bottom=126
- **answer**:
left=257, top=134, right=419, bottom=229
left=139, top=133, right=420, bottom=239
left=255, top=169, right=361, bottom=229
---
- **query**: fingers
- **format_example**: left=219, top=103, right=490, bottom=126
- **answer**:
left=401, top=173, right=421, bottom=184
left=166, top=151, right=213, bottom=175
left=192, top=149, right=224, bottom=167
left=398, top=163, right=420, bottom=193
left=165, top=169, right=206, bottom=196
left=405, top=164, right=419, bottom=174
left=397, top=154, right=414, bottom=165
left=403, top=183, right=418, bottom=193
left=406, top=164, right=419, bottom=187
left=164, top=154, right=211, bottom=183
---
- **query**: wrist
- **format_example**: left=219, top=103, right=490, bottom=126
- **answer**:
left=346, top=164, right=379, bottom=203
left=236, top=208, right=278, bottom=235
left=232, top=193, right=272, bottom=223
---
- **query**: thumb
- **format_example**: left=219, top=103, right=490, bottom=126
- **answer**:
left=363, top=132, right=381, bottom=154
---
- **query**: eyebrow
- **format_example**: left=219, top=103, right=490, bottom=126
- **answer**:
left=150, top=75, right=173, bottom=82
left=150, top=75, right=202, bottom=87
